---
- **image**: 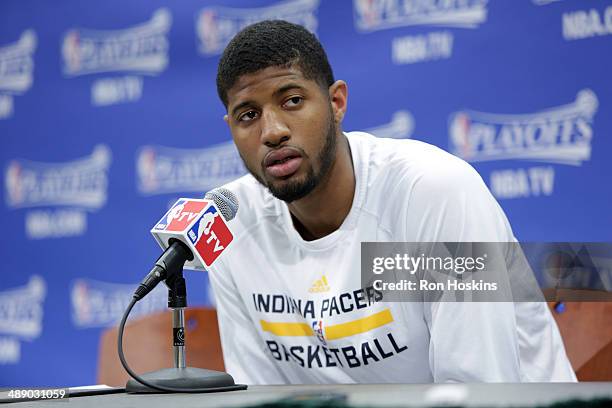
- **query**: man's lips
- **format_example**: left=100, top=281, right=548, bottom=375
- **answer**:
left=264, top=147, right=303, bottom=178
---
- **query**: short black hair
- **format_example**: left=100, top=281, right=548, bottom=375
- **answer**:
left=216, top=20, right=335, bottom=107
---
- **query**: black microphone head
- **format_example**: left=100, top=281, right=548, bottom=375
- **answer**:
left=205, top=187, right=238, bottom=221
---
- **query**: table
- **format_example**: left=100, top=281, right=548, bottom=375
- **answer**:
left=6, top=383, right=612, bottom=408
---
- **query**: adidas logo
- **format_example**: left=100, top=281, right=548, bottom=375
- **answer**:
left=309, top=275, right=330, bottom=293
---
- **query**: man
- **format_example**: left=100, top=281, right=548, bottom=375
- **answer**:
left=208, top=20, right=576, bottom=384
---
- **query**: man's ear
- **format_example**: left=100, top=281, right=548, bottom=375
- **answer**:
left=328, top=80, right=348, bottom=124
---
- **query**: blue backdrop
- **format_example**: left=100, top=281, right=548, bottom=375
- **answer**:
left=1, top=0, right=611, bottom=387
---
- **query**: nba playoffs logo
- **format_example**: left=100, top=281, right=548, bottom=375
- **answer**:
left=354, top=0, right=488, bottom=31
left=190, top=206, right=233, bottom=266
left=5, top=144, right=112, bottom=209
left=136, top=142, right=246, bottom=196
left=62, top=8, right=171, bottom=76
left=0, top=30, right=37, bottom=119
left=449, top=89, right=598, bottom=166
left=0, top=30, right=37, bottom=93
left=0, top=276, right=46, bottom=364
left=0, top=276, right=46, bottom=339
left=62, top=9, right=170, bottom=106
left=5, top=145, right=112, bottom=239
left=196, top=0, right=320, bottom=55
left=71, top=278, right=167, bottom=328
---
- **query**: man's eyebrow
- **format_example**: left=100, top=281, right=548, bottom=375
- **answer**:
left=230, top=100, right=254, bottom=118
left=272, top=83, right=306, bottom=97
left=230, top=83, right=307, bottom=117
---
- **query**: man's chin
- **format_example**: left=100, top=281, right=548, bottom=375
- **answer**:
left=265, top=175, right=316, bottom=203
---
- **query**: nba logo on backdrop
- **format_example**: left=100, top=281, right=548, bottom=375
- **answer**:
left=136, top=147, right=158, bottom=193
left=196, top=9, right=223, bottom=55
left=4, top=162, right=23, bottom=206
left=70, top=280, right=92, bottom=327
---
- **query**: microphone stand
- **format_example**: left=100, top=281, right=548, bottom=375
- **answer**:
left=168, top=270, right=187, bottom=370
left=125, top=265, right=246, bottom=393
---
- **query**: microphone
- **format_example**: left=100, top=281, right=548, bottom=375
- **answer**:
left=205, top=187, right=238, bottom=221
left=134, top=188, right=238, bottom=300
left=122, top=187, right=246, bottom=394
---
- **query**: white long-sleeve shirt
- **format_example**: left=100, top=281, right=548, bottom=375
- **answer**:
left=208, top=131, right=576, bottom=384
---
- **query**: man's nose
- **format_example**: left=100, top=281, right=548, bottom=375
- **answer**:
left=260, top=109, right=290, bottom=147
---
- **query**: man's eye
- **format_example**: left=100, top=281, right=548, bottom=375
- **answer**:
left=284, top=96, right=303, bottom=108
left=238, top=110, right=258, bottom=122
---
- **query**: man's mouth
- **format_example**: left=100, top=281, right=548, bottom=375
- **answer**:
left=264, top=147, right=304, bottom=178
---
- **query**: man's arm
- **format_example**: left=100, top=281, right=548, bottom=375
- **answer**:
left=401, top=155, right=575, bottom=382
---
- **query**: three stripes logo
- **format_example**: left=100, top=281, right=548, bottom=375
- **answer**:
left=308, top=275, right=330, bottom=293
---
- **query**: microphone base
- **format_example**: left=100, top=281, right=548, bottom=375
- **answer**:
left=125, top=367, right=247, bottom=394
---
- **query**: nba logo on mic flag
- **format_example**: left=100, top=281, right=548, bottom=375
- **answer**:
left=155, top=200, right=208, bottom=232
left=189, top=206, right=233, bottom=266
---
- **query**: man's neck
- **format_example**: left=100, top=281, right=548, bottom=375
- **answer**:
left=288, top=134, right=355, bottom=241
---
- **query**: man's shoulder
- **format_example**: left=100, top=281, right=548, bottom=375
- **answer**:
left=351, top=132, right=499, bottom=240
left=349, top=131, right=484, bottom=201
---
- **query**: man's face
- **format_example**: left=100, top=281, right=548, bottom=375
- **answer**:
left=224, top=65, right=339, bottom=203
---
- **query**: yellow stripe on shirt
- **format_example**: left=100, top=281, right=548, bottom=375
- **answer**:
left=260, top=320, right=314, bottom=337
left=324, top=309, right=394, bottom=340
